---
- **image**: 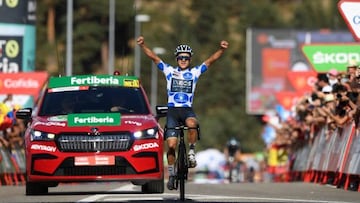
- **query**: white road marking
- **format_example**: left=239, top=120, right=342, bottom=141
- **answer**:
left=77, top=184, right=139, bottom=202
left=78, top=194, right=108, bottom=202
left=77, top=184, right=354, bottom=203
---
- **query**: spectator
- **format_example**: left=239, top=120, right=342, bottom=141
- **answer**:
left=316, top=73, right=331, bottom=92
left=347, top=60, right=358, bottom=83
left=327, top=68, right=340, bottom=87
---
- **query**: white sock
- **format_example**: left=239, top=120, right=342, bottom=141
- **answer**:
left=188, top=148, right=195, bottom=155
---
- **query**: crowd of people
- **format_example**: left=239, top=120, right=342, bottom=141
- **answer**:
left=261, top=60, right=360, bottom=182
left=0, top=94, right=26, bottom=185
left=0, top=94, right=25, bottom=151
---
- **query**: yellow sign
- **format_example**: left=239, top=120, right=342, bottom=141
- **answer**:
left=123, top=79, right=139, bottom=87
left=6, top=0, right=18, bottom=8
left=5, top=40, right=19, bottom=58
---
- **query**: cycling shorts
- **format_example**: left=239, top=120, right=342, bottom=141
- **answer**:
left=165, top=107, right=197, bottom=139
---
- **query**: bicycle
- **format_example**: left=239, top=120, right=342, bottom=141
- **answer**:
left=164, top=125, right=200, bottom=201
left=226, top=154, right=242, bottom=183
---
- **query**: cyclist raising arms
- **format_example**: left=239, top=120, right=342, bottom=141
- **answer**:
left=137, top=36, right=229, bottom=190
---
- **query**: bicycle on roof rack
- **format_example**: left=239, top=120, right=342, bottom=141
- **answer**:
left=156, top=106, right=200, bottom=201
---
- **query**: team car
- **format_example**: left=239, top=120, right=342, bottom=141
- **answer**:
left=16, top=74, right=164, bottom=195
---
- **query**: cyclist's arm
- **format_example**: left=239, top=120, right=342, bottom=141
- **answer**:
left=203, top=40, right=229, bottom=67
left=137, top=36, right=161, bottom=65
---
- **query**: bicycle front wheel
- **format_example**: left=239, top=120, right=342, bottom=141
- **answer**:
left=177, top=143, right=187, bottom=201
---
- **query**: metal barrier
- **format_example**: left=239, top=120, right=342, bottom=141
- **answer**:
left=0, top=145, right=25, bottom=185
left=343, top=126, right=360, bottom=191
left=291, top=144, right=311, bottom=181
left=291, top=121, right=359, bottom=192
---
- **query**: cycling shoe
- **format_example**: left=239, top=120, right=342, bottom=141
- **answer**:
left=188, top=152, right=197, bottom=168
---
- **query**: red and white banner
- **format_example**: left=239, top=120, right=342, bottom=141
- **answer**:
left=0, top=72, right=48, bottom=98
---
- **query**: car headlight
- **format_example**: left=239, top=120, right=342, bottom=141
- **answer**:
left=30, top=130, right=56, bottom=141
left=133, top=127, right=158, bottom=139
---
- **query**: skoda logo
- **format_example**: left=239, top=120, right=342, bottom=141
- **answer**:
left=90, top=127, right=100, bottom=135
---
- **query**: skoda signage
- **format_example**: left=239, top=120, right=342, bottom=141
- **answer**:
left=301, top=43, right=360, bottom=72
left=338, top=0, right=360, bottom=41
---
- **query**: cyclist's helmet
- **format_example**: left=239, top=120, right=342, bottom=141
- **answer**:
left=174, top=44, right=193, bottom=56
left=227, top=137, right=240, bottom=156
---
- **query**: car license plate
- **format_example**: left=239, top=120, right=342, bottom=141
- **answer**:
left=74, top=156, right=115, bottom=166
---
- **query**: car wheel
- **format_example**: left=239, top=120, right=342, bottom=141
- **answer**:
left=141, top=178, right=164, bottom=194
left=26, top=182, right=48, bottom=195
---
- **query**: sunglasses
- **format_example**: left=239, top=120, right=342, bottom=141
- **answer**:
left=176, top=56, right=191, bottom=61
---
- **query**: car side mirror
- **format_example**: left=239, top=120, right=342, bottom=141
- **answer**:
left=16, top=108, right=32, bottom=120
left=155, top=105, right=168, bottom=119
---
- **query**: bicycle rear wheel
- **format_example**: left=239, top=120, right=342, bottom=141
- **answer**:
left=177, top=142, right=187, bottom=201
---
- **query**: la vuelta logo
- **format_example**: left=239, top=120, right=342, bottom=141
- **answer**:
left=0, top=39, right=21, bottom=73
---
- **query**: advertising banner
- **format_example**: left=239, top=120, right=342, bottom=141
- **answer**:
left=0, top=0, right=36, bottom=72
left=246, top=28, right=355, bottom=115
left=302, top=43, right=360, bottom=73
left=0, top=0, right=36, bottom=24
left=286, top=71, right=318, bottom=93
left=338, top=0, right=360, bottom=41
left=0, top=72, right=48, bottom=97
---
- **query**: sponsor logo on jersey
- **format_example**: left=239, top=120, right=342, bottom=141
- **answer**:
left=183, top=72, right=193, bottom=80
left=174, top=93, right=189, bottom=103
left=171, top=78, right=193, bottom=93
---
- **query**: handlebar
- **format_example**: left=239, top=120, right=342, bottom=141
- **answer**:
left=164, top=125, right=201, bottom=140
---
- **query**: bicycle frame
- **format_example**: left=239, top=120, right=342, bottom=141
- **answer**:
left=156, top=105, right=200, bottom=201
left=165, top=125, right=199, bottom=201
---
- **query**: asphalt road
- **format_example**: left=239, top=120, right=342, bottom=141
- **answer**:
left=0, top=181, right=359, bottom=203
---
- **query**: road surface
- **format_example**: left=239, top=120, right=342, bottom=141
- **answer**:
left=0, top=181, right=359, bottom=202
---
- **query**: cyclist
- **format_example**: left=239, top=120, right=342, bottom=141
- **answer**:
left=226, top=137, right=240, bottom=160
left=137, top=36, right=229, bottom=190
left=225, top=137, right=244, bottom=183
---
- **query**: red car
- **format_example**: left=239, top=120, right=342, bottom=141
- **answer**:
left=16, top=74, right=164, bottom=195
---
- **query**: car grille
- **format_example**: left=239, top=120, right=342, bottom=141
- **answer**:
left=52, top=157, right=136, bottom=176
left=57, top=133, right=132, bottom=152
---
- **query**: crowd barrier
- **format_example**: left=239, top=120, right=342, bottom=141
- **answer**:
left=0, top=145, right=25, bottom=185
left=291, top=121, right=360, bottom=192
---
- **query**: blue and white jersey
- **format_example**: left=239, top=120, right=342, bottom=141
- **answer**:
left=157, top=61, right=208, bottom=107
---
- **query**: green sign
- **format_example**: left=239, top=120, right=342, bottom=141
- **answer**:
left=302, top=44, right=360, bottom=72
left=67, top=113, right=121, bottom=126
left=48, top=75, right=139, bottom=88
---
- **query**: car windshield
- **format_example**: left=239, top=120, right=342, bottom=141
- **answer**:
left=38, top=86, right=150, bottom=116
